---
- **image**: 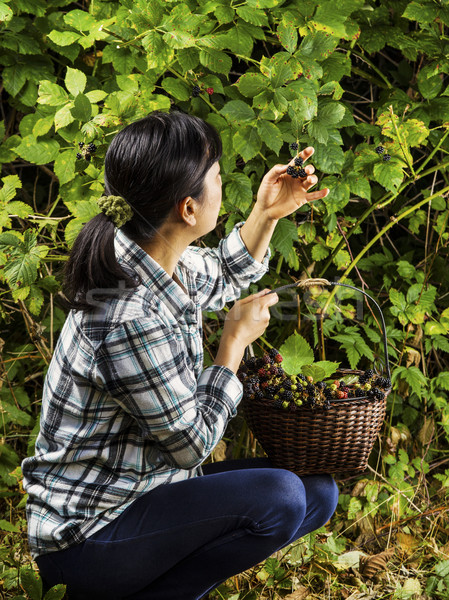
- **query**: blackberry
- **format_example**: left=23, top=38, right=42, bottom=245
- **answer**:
left=269, top=348, right=280, bottom=359
left=375, top=145, right=385, bottom=155
left=247, top=376, right=259, bottom=386
left=286, top=165, right=296, bottom=177
left=255, top=358, right=265, bottom=370
left=273, top=398, right=284, bottom=409
left=306, top=384, right=315, bottom=394
left=364, top=369, right=375, bottom=379
left=85, top=154, right=91, bottom=161
left=383, top=153, right=391, bottom=162
left=323, top=399, right=331, bottom=410
left=76, top=152, right=83, bottom=160
left=298, top=374, right=307, bottom=383
left=192, top=85, right=201, bottom=97
left=78, top=142, right=84, bottom=149
left=289, top=142, right=299, bottom=151
left=265, top=385, right=276, bottom=396
left=87, top=143, right=97, bottom=153
left=297, top=168, right=307, bottom=178
left=355, top=388, right=366, bottom=398
left=281, top=390, right=293, bottom=401
left=294, top=156, right=303, bottom=167
left=206, top=87, right=214, bottom=95
left=374, top=376, right=391, bottom=390
left=276, top=367, right=285, bottom=377
left=262, top=354, right=271, bottom=365
left=254, top=389, right=264, bottom=400
left=283, top=379, right=292, bottom=389
left=316, top=381, right=326, bottom=390
left=245, top=357, right=258, bottom=371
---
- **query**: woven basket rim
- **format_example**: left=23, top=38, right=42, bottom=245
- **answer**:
left=243, top=388, right=391, bottom=410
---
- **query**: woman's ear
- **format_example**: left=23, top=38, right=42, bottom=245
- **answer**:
left=178, top=196, right=198, bottom=226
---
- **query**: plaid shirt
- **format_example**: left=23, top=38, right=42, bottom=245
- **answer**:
left=22, top=223, right=270, bottom=558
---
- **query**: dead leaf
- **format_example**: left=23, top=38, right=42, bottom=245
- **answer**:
left=417, top=418, right=435, bottom=446
left=283, top=587, right=309, bottom=600
left=359, top=548, right=395, bottom=579
left=396, top=532, right=420, bottom=553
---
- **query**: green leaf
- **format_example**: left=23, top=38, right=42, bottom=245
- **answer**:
left=38, top=81, right=69, bottom=107
left=161, top=77, right=191, bottom=101
left=237, top=73, right=267, bottom=98
left=44, top=585, right=67, bottom=600
left=236, top=6, right=268, bottom=26
left=402, top=2, right=439, bottom=23
left=257, top=120, right=283, bottom=154
left=233, top=127, right=262, bottom=162
left=0, top=175, right=22, bottom=203
left=319, top=103, right=346, bottom=126
left=0, top=3, right=13, bottom=23
left=279, top=332, right=315, bottom=375
left=0, top=518, right=20, bottom=533
left=313, top=360, right=340, bottom=379
left=271, top=218, right=298, bottom=261
left=163, top=30, right=196, bottom=49
left=308, top=120, right=329, bottom=144
left=220, top=100, right=255, bottom=123
left=54, top=151, right=76, bottom=186
left=301, top=364, right=326, bottom=382
left=71, top=94, right=92, bottom=122
left=261, top=53, right=293, bottom=88
left=347, top=172, right=371, bottom=201
left=373, top=161, right=404, bottom=192
left=54, top=105, right=75, bottom=131
left=65, top=67, right=87, bottom=96
left=16, top=136, right=60, bottom=165
left=311, top=242, right=330, bottom=261
left=278, top=14, right=298, bottom=53
left=48, top=30, right=80, bottom=47
left=20, top=568, right=42, bottom=600
left=435, top=372, right=449, bottom=391
left=225, top=172, right=253, bottom=212
left=199, top=47, right=232, bottom=74
left=2, top=63, right=27, bottom=96
left=64, top=9, right=97, bottom=31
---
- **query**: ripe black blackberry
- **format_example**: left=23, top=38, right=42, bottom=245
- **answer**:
left=265, top=385, right=276, bottom=397
left=297, top=168, right=307, bottom=178
left=364, top=369, right=375, bottom=379
left=255, top=357, right=265, bottom=370
left=289, top=142, right=299, bottom=151
left=374, top=376, right=391, bottom=389
left=78, top=142, right=84, bottom=149
left=87, top=143, right=97, bottom=153
left=375, top=145, right=385, bottom=155
left=306, top=383, right=315, bottom=394
left=254, top=389, right=264, bottom=400
left=286, top=165, right=296, bottom=177
left=269, top=348, right=279, bottom=359
left=383, top=153, right=391, bottom=162
left=316, top=381, right=326, bottom=390
left=281, top=390, right=293, bottom=401
left=298, top=374, right=307, bottom=382
left=283, top=379, right=292, bottom=389
left=192, top=84, right=201, bottom=97
left=355, top=388, right=366, bottom=398
left=76, top=152, right=83, bottom=160
left=246, top=357, right=258, bottom=370
left=273, top=398, right=284, bottom=409
left=294, top=156, right=303, bottom=167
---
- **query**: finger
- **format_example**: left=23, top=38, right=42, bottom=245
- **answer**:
left=299, top=146, right=314, bottom=162
left=302, top=174, right=318, bottom=188
left=306, top=188, right=330, bottom=202
left=305, top=164, right=315, bottom=175
left=260, top=292, right=279, bottom=306
left=263, top=163, right=288, bottom=183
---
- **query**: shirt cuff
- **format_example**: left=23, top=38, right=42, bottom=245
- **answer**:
left=221, top=221, right=271, bottom=277
left=197, top=365, right=243, bottom=419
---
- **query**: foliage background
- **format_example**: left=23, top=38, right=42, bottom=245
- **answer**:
left=0, top=0, right=449, bottom=598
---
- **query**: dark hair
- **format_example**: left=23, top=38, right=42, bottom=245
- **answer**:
left=63, top=111, right=222, bottom=311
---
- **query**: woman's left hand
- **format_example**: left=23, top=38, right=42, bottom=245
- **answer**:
left=255, top=147, right=329, bottom=221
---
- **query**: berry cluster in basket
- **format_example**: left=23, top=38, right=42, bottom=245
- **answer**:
left=237, top=349, right=392, bottom=411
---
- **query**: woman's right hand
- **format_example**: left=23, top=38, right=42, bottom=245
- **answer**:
left=222, top=289, right=279, bottom=349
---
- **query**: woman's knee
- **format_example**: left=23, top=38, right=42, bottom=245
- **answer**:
left=302, top=474, right=339, bottom=525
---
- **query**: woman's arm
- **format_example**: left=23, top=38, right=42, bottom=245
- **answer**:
left=239, top=147, right=329, bottom=262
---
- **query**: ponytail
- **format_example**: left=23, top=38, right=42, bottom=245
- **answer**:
left=63, top=213, right=138, bottom=311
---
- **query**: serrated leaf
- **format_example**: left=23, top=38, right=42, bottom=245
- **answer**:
left=0, top=175, right=22, bottom=203
left=308, top=120, right=329, bottom=144
left=161, top=77, right=190, bottom=101
left=237, top=73, right=267, bottom=98
left=225, top=172, right=253, bottom=212
left=0, top=518, right=20, bottom=533
left=278, top=15, right=298, bottom=53
left=71, top=93, right=91, bottom=122
left=319, top=103, right=346, bottom=126
left=199, top=47, right=232, bottom=74
left=54, top=151, right=76, bottom=186
left=236, top=5, right=268, bottom=26
left=38, top=81, right=69, bottom=107
left=279, top=332, right=314, bottom=375
left=17, top=136, right=60, bottom=165
left=313, top=360, right=340, bottom=379
left=347, top=172, right=371, bottom=201
left=54, top=105, right=75, bottom=131
left=64, top=9, right=97, bottom=32
left=2, top=63, right=27, bottom=96
left=65, top=67, right=86, bottom=96
left=301, top=364, right=326, bottom=381
left=271, top=218, right=298, bottom=261
left=48, top=30, right=80, bottom=47
left=233, top=127, right=262, bottom=162
left=163, top=30, right=196, bottom=49
left=44, top=585, right=67, bottom=600
left=20, top=568, right=42, bottom=600
left=257, top=120, right=283, bottom=154
left=220, top=100, right=255, bottom=123
left=0, top=3, right=13, bottom=23
left=373, top=161, right=404, bottom=192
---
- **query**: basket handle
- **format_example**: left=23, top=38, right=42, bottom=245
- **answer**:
left=250, top=278, right=391, bottom=381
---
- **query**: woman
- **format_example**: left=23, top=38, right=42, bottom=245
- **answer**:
left=22, top=111, right=338, bottom=599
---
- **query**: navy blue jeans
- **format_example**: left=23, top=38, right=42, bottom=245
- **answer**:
left=36, top=459, right=339, bottom=600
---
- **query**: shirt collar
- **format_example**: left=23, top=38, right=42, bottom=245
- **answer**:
left=114, top=228, right=197, bottom=320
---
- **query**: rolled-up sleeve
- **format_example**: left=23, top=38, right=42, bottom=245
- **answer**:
left=181, top=222, right=271, bottom=311
left=97, top=318, right=243, bottom=470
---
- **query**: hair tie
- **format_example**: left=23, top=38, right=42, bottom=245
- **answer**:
left=98, top=195, right=133, bottom=228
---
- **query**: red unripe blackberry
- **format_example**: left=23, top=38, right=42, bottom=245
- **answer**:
left=206, top=87, right=214, bottom=95
left=274, top=353, right=283, bottom=363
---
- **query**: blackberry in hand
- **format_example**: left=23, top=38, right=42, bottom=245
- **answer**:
left=286, top=165, right=296, bottom=177
left=297, top=168, right=307, bottom=178
left=294, top=156, right=303, bottom=167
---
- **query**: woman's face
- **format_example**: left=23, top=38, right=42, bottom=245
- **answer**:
left=196, top=161, right=222, bottom=234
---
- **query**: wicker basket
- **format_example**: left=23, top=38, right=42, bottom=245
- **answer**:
left=241, top=279, right=390, bottom=476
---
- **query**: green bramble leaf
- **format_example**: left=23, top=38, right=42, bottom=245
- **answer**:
left=38, top=81, right=69, bottom=107
left=199, top=47, right=232, bottom=74
left=43, top=585, right=68, bottom=600
left=48, top=30, right=80, bottom=47
left=233, top=126, right=261, bottom=162
left=65, top=67, right=87, bottom=96
left=71, top=94, right=92, bottom=122
left=20, top=567, right=42, bottom=600
left=16, top=136, right=60, bottom=165
left=257, top=120, right=283, bottom=154
left=225, top=172, right=253, bottom=212
left=279, top=332, right=315, bottom=375
left=0, top=3, right=13, bottom=23
left=54, top=151, right=76, bottom=186
left=220, top=100, right=255, bottom=123
left=271, top=219, right=298, bottom=261
left=278, top=14, right=298, bottom=53
left=237, top=72, right=267, bottom=98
